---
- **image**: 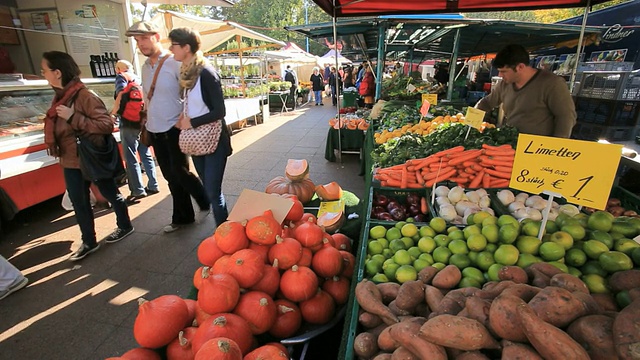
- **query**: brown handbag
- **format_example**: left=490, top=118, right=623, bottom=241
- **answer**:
left=139, top=55, right=169, bottom=146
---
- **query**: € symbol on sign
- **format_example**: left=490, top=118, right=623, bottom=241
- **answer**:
left=551, top=179, right=564, bottom=189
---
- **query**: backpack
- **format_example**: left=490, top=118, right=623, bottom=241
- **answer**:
left=284, top=71, right=295, bottom=85
left=118, top=75, right=144, bottom=122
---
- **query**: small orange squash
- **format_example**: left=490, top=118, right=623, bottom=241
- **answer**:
left=299, top=289, right=336, bottom=325
left=194, top=337, right=242, bottom=360
left=249, top=262, right=280, bottom=298
left=315, top=181, right=343, bottom=201
left=269, top=299, right=302, bottom=339
left=133, top=295, right=190, bottom=349
left=214, top=221, right=249, bottom=254
left=166, top=327, right=197, bottom=360
left=197, top=236, right=225, bottom=267
left=107, top=348, right=162, bottom=360
left=232, top=291, right=277, bottom=335
left=284, top=159, right=309, bottom=181
left=279, top=265, right=318, bottom=302
left=197, top=269, right=240, bottom=315
left=244, top=344, right=289, bottom=360
left=245, top=210, right=280, bottom=246
left=228, top=249, right=264, bottom=288
left=316, top=211, right=345, bottom=234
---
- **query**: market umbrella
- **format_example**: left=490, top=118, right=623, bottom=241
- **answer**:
left=319, top=49, right=353, bottom=66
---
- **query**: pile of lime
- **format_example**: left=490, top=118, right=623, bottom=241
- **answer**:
left=363, top=210, right=640, bottom=295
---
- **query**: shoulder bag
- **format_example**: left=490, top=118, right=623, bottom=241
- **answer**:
left=178, top=89, right=222, bottom=156
left=76, top=133, right=125, bottom=182
left=139, top=55, right=169, bottom=146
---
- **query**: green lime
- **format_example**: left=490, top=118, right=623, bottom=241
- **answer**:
left=516, top=235, right=542, bottom=255
left=485, top=243, right=498, bottom=253
left=466, top=213, right=475, bottom=225
left=458, top=277, right=481, bottom=288
left=487, top=263, right=503, bottom=281
left=581, top=273, right=610, bottom=294
left=463, top=225, right=482, bottom=239
left=450, top=254, right=471, bottom=269
left=472, top=211, right=492, bottom=226
left=462, top=267, right=485, bottom=285
left=547, top=261, right=569, bottom=273
left=385, top=227, right=402, bottom=241
left=430, top=217, right=447, bottom=234
left=522, top=221, right=543, bottom=237
left=616, top=291, right=632, bottom=309
left=599, top=251, right=634, bottom=272
left=449, top=230, right=465, bottom=241
left=584, top=240, right=610, bottom=260
left=395, top=221, right=407, bottom=230
left=561, top=224, right=586, bottom=241
left=401, top=223, right=419, bottom=238
left=632, top=247, right=640, bottom=266
left=369, top=225, right=387, bottom=239
left=447, top=226, right=460, bottom=234
left=418, top=253, right=434, bottom=265
left=371, top=254, right=386, bottom=264
left=395, top=265, right=418, bottom=283
left=431, top=262, right=446, bottom=271
left=389, top=239, right=406, bottom=252
left=588, top=230, right=613, bottom=249
left=614, top=238, right=640, bottom=256
left=545, top=220, right=559, bottom=234
left=419, top=226, right=437, bottom=238
left=467, top=234, right=488, bottom=252
left=587, top=211, right=614, bottom=232
left=565, top=248, right=587, bottom=267
left=400, top=236, right=415, bottom=249
left=413, top=258, right=430, bottom=272
left=498, top=214, right=519, bottom=229
left=382, top=261, right=400, bottom=281
left=418, top=237, right=437, bottom=253
left=371, top=273, right=389, bottom=283
left=393, top=249, right=413, bottom=266
left=481, top=224, right=499, bottom=243
left=434, top=234, right=451, bottom=247
left=481, top=216, right=498, bottom=227
left=548, top=230, right=574, bottom=250
left=574, top=213, right=589, bottom=228
left=468, top=251, right=479, bottom=264
left=376, top=237, right=389, bottom=249
left=382, top=248, right=394, bottom=259
left=405, top=217, right=415, bottom=223
left=494, top=244, right=520, bottom=266
left=448, top=239, right=469, bottom=255
left=367, top=240, right=383, bottom=255
left=365, top=259, right=382, bottom=277
left=498, top=224, right=519, bottom=244
left=539, top=242, right=565, bottom=261
left=581, top=260, right=608, bottom=277
left=517, top=253, right=541, bottom=268
left=567, top=266, right=582, bottom=278
left=475, top=251, right=496, bottom=271
left=433, top=246, right=452, bottom=264
left=407, top=246, right=422, bottom=260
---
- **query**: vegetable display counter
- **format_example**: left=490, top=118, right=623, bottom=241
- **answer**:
left=324, top=128, right=365, bottom=162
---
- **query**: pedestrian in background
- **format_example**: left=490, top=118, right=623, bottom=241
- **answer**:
left=170, top=27, right=232, bottom=227
left=42, top=51, right=133, bottom=261
left=0, top=255, right=28, bottom=300
left=111, top=60, right=159, bottom=203
left=310, top=67, right=324, bottom=106
left=126, top=21, right=210, bottom=233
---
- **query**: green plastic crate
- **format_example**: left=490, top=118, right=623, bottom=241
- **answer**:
left=610, top=186, right=640, bottom=213
left=367, top=186, right=431, bottom=225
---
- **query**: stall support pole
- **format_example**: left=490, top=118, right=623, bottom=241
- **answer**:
left=569, top=0, right=591, bottom=94
left=332, top=1, right=342, bottom=162
left=237, top=35, right=247, bottom=97
left=446, top=29, right=461, bottom=101
left=375, top=23, right=387, bottom=100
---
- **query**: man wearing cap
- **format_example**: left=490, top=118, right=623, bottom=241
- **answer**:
left=125, top=21, right=210, bottom=233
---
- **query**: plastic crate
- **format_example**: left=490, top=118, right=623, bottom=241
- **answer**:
left=574, top=98, right=640, bottom=126
left=610, top=185, right=640, bottom=213
left=429, top=185, right=500, bottom=227
left=572, top=122, right=640, bottom=141
left=342, top=92, right=358, bottom=108
left=576, top=71, right=640, bottom=101
left=367, top=186, right=431, bottom=225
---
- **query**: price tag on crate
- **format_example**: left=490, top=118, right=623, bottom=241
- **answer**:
left=422, top=93, right=438, bottom=106
left=510, top=134, right=622, bottom=210
left=317, top=199, right=345, bottom=219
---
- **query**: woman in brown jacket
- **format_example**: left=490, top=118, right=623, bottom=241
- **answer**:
left=42, top=51, right=133, bottom=261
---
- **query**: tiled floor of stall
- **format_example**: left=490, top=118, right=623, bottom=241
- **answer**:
left=0, top=97, right=365, bottom=359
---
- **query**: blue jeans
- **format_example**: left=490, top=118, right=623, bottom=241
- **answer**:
left=63, top=168, right=132, bottom=247
left=192, top=139, right=229, bottom=226
left=331, top=86, right=337, bottom=105
left=120, top=126, right=158, bottom=196
left=314, top=90, right=322, bottom=104
left=150, top=127, right=210, bottom=225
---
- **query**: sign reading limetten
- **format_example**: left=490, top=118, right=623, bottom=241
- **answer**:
left=509, top=134, right=622, bottom=210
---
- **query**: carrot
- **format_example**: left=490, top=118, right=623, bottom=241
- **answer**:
left=384, top=179, right=402, bottom=188
left=482, top=143, right=512, bottom=151
left=464, top=167, right=477, bottom=174
left=485, top=168, right=512, bottom=179
left=420, top=197, right=428, bottom=214
left=401, top=167, right=408, bottom=189
left=447, top=149, right=483, bottom=166
left=425, top=168, right=457, bottom=187
left=483, top=149, right=516, bottom=157
left=405, top=182, right=424, bottom=189
left=481, top=159, right=515, bottom=168
left=469, top=169, right=485, bottom=188
left=458, top=172, right=473, bottom=178
left=494, top=166, right=513, bottom=173
left=487, top=155, right=515, bottom=162
left=462, top=161, right=477, bottom=167
left=491, top=179, right=510, bottom=188
left=449, top=177, right=469, bottom=185
left=382, top=164, right=408, bottom=171
left=423, top=167, right=454, bottom=180
left=482, top=173, right=492, bottom=188
left=412, top=156, right=442, bottom=171
left=470, top=163, right=484, bottom=172
left=416, top=171, right=425, bottom=186
left=433, top=146, right=464, bottom=157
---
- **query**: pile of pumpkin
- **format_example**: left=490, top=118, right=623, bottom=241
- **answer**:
left=112, top=193, right=355, bottom=359
left=329, top=117, right=370, bottom=130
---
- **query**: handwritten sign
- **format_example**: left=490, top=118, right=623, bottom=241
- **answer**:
left=420, top=100, right=430, bottom=118
left=317, top=199, right=345, bottom=219
left=406, top=83, right=416, bottom=93
left=422, top=93, right=438, bottom=106
left=464, top=107, right=485, bottom=129
left=509, top=134, right=622, bottom=209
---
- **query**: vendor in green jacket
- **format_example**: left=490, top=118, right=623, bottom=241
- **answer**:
left=476, top=44, right=577, bottom=138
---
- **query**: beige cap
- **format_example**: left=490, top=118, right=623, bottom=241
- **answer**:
left=125, top=21, right=160, bottom=36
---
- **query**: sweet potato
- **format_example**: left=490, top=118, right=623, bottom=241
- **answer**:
left=391, top=346, right=418, bottom=360
left=395, top=280, right=425, bottom=312
left=413, top=303, right=430, bottom=318
left=525, top=262, right=564, bottom=278
left=356, top=279, right=400, bottom=325
left=454, top=351, right=490, bottom=360
left=500, top=283, right=540, bottom=301
left=389, top=321, right=447, bottom=360
left=418, top=266, right=439, bottom=284
left=498, top=266, right=528, bottom=284
left=359, top=311, right=384, bottom=329
left=500, top=340, right=543, bottom=360
left=613, top=298, right=640, bottom=360
left=424, top=285, right=444, bottom=312
left=549, top=273, right=589, bottom=294
left=432, top=264, right=462, bottom=289
left=567, top=315, right=617, bottom=360
left=475, top=280, right=516, bottom=301
left=488, top=294, right=528, bottom=342
left=354, top=331, right=379, bottom=359
left=529, top=269, right=551, bottom=288
left=372, top=353, right=393, bottom=360
left=418, top=314, right=500, bottom=351
left=376, top=282, right=401, bottom=304
left=608, top=270, right=640, bottom=292
left=378, top=326, right=400, bottom=352
left=369, top=323, right=389, bottom=338
left=592, top=293, right=619, bottom=312
left=388, top=300, right=412, bottom=316
left=571, top=291, right=603, bottom=315
left=459, top=296, right=491, bottom=329
left=432, top=289, right=467, bottom=317
left=517, top=302, right=590, bottom=359
left=629, top=288, right=640, bottom=302
left=528, top=286, right=589, bottom=328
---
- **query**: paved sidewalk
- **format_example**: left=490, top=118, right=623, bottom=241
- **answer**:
left=0, top=100, right=364, bottom=359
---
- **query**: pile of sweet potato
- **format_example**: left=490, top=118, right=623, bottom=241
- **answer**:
left=353, top=264, right=640, bottom=360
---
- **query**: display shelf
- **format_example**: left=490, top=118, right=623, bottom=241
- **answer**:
left=574, top=97, right=640, bottom=127
left=572, top=122, right=640, bottom=142
left=575, top=71, right=640, bottom=101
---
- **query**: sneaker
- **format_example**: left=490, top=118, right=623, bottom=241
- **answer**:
left=125, top=194, right=146, bottom=205
left=104, top=227, right=134, bottom=244
left=69, top=243, right=101, bottom=261
left=0, top=276, right=28, bottom=300
left=145, top=187, right=160, bottom=195
left=320, top=103, right=324, bottom=106
left=163, top=223, right=183, bottom=233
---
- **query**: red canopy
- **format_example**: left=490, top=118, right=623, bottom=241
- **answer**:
left=312, top=0, right=610, bottom=17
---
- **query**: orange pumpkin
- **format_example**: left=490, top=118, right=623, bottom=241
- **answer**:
left=244, top=344, right=289, bottom=360
left=194, top=337, right=242, bottom=360
left=265, top=176, right=316, bottom=205
left=249, top=262, right=280, bottom=298
left=184, top=299, right=197, bottom=326
left=245, top=210, right=281, bottom=246
left=166, top=327, right=197, bottom=360
left=107, top=348, right=161, bottom=360
left=279, top=265, right=318, bottom=302
left=228, top=249, right=265, bottom=288
left=269, top=299, right=302, bottom=339
left=197, top=269, right=240, bottom=315
left=268, top=236, right=303, bottom=270
left=197, top=236, right=225, bottom=267
left=316, top=211, right=345, bottom=234
left=293, top=218, right=324, bottom=248
left=340, top=250, right=356, bottom=278
left=133, top=295, right=190, bottom=349
left=214, top=221, right=249, bottom=254
left=297, top=247, right=313, bottom=267
left=332, top=233, right=352, bottom=252
left=311, top=243, right=344, bottom=278
left=284, top=159, right=309, bottom=181
left=192, top=314, right=253, bottom=356
left=322, top=276, right=350, bottom=305
left=315, top=181, right=343, bottom=201
left=232, top=291, right=277, bottom=335
left=299, top=289, right=336, bottom=325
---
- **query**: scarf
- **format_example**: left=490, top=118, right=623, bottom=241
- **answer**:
left=44, top=79, right=86, bottom=156
left=179, top=51, right=207, bottom=92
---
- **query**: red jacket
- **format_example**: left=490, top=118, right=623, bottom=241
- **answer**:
left=359, top=72, right=375, bottom=96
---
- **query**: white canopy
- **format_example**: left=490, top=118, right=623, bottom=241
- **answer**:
left=149, top=10, right=285, bottom=52
left=265, top=42, right=318, bottom=64
left=131, top=0, right=233, bottom=6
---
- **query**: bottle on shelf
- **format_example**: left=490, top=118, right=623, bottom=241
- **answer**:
left=98, top=55, right=108, bottom=77
left=104, top=53, right=114, bottom=76
left=89, top=55, right=98, bottom=78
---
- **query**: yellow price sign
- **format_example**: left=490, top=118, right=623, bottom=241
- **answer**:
left=317, top=199, right=345, bottom=219
left=509, top=134, right=622, bottom=210
left=464, top=107, right=485, bottom=129
left=422, top=93, right=438, bottom=106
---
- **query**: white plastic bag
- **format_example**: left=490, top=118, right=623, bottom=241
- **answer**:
left=61, top=189, right=98, bottom=211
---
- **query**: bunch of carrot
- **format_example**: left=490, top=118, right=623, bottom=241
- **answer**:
left=373, top=144, right=515, bottom=189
